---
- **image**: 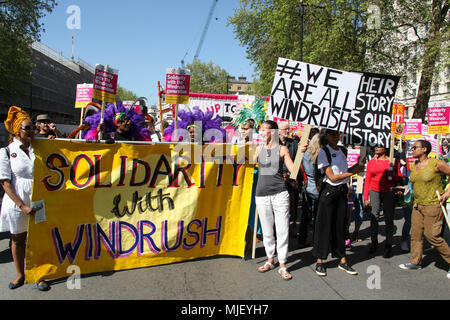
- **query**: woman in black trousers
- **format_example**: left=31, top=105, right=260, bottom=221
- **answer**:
left=313, top=129, right=363, bottom=277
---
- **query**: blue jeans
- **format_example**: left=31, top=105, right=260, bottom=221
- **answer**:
left=351, top=185, right=363, bottom=226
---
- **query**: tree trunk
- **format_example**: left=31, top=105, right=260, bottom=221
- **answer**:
left=413, top=0, right=448, bottom=120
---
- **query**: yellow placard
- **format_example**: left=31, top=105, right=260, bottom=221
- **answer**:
left=25, top=140, right=254, bottom=283
left=428, top=125, right=450, bottom=135
left=165, top=94, right=189, bottom=105
left=92, top=89, right=116, bottom=103
left=74, top=101, right=91, bottom=109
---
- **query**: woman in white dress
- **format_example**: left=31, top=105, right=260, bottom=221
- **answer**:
left=0, top=106, right=48, bottom=290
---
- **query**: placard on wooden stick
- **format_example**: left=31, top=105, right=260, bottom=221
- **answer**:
left=290, top=124, right=311, bottom=180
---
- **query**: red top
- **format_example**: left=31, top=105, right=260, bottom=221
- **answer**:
left=364, top=158, right=403, bottom=200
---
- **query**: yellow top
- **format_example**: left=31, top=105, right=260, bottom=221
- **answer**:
left=410, top=158, right=443, bottom=205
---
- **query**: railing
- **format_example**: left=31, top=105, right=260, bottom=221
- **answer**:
left=32, top=42, right=80, bottom=73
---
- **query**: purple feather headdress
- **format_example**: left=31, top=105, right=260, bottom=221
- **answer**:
left=163, top=106, right=226, bottom=143
left=82, top=100, right=151, bottom=141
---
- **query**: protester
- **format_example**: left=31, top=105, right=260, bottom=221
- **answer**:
left=313, top=129, right=363, bottom=277
left=300, top=131, right=320, bottom=246
left=145, top=114, right=162, bottom=142
left=35, top=114, right=62, bottom=139
left=97, top=112, right=133, bottom=141
left=254, top=120, right=297, bottom=280
left=0, top=106, right=49, bottom=291
left=399, top=140, right=450, bottom=279
left=233, top=119, right=255, bottom=144
left=82, top=101, right=151, bottom=141
left=364, top=146, right=403, bottom=258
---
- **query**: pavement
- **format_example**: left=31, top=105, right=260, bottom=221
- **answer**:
left=0, top=208, right=449, bottom=302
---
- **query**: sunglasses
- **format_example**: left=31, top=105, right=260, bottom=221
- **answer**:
left=21, top=125, right=36, bottom=131
left=411, top=146, right=422, bottom=150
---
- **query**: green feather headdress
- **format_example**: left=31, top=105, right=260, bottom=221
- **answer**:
left=231, top=97, right=268, bottom=131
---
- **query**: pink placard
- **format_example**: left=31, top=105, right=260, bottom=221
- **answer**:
left=347, top=149, right=360, bottom=167
left=404, top=119, right=422, bottom=139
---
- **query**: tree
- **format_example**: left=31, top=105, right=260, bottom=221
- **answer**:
left=228, top=0, right=449, bottom=118
left=228, top=0, right=369, bottom=96
left=185, top=60, right=230, bottom=94
left=116, top=85, right=138, bottom=102
left=0, top=0, right=57, bottom=96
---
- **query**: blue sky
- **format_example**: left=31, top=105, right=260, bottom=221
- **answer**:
left=38, top=0, right=254, bottom=105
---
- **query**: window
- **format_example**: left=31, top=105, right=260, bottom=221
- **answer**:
left=237, top=86, right=242, bottom=91
left=433, top=84, right=439, bottom=95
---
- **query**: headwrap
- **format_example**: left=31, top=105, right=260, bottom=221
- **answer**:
left=4, top=106, right=31, bottom=136
left=114, top=112, right=129, bottom=125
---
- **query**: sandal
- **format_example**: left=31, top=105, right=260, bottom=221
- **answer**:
left=278, top=267, right=292, bottom=280
left=258, top=261, right=275, bottom=273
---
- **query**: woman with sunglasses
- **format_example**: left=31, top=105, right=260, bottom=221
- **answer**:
left=364, top=146, right=403, bottom=258
left=0, top=106, right=49, bottom=291
left=399, top=140, right=450, bottom=279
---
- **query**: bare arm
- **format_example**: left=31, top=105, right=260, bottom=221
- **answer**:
left=324, top=164, right=363, bottom=183
left=0, top=180, right=35, bottom=215
left=436, top=160, right=450, bottom=203
left=281, top=145, right=294, bottom=173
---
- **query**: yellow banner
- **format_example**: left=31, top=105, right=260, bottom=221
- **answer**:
left=25, top=140, right=254, bottom=283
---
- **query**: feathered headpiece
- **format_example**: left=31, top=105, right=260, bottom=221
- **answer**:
left=163, top=106, right=226, bottom=143
left=81, top=100, right=151, bottom=141
left=231, top=97, right=268, bottom=130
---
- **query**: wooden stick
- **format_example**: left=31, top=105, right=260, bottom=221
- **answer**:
left=389, top=134, right=395, bottom=166
left=290, top=124, right=311, bottom=180
left=436, top=190, right=450, bottom=230
left=252, top=208, right=258, bottom=259
left=77, top=106, right=85, bottom=139
left=157, top=81, right=164, bottom=141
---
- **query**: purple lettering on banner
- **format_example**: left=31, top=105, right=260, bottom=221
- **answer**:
left=117, top=221, right=139, bottom=258
left=137, top=220, right=161, bottom=256
left=201, top=216, right=222, bottom=248
left=94, top=222, right=116, bottom=260
left=84, top=223, right=93, bottom=261
left=161, top=220, right=184, bottom=252
left=52, top=224, right=85, bottom=265
left=183, top=220, right=202, bottom=250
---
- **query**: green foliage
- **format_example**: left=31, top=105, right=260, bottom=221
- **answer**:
left=185, top=60, right=230, bottom=94
left=0, top=0, right=57, bottom=96
left=116, top=85, right=138, bottom=102
left=228, top=0, right=449, bottom=115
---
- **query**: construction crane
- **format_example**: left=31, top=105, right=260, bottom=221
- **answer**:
left=181, top=0, right=218, bottom=67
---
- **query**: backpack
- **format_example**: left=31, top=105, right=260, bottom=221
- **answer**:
left=314, top=145, right=347, bottom=195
